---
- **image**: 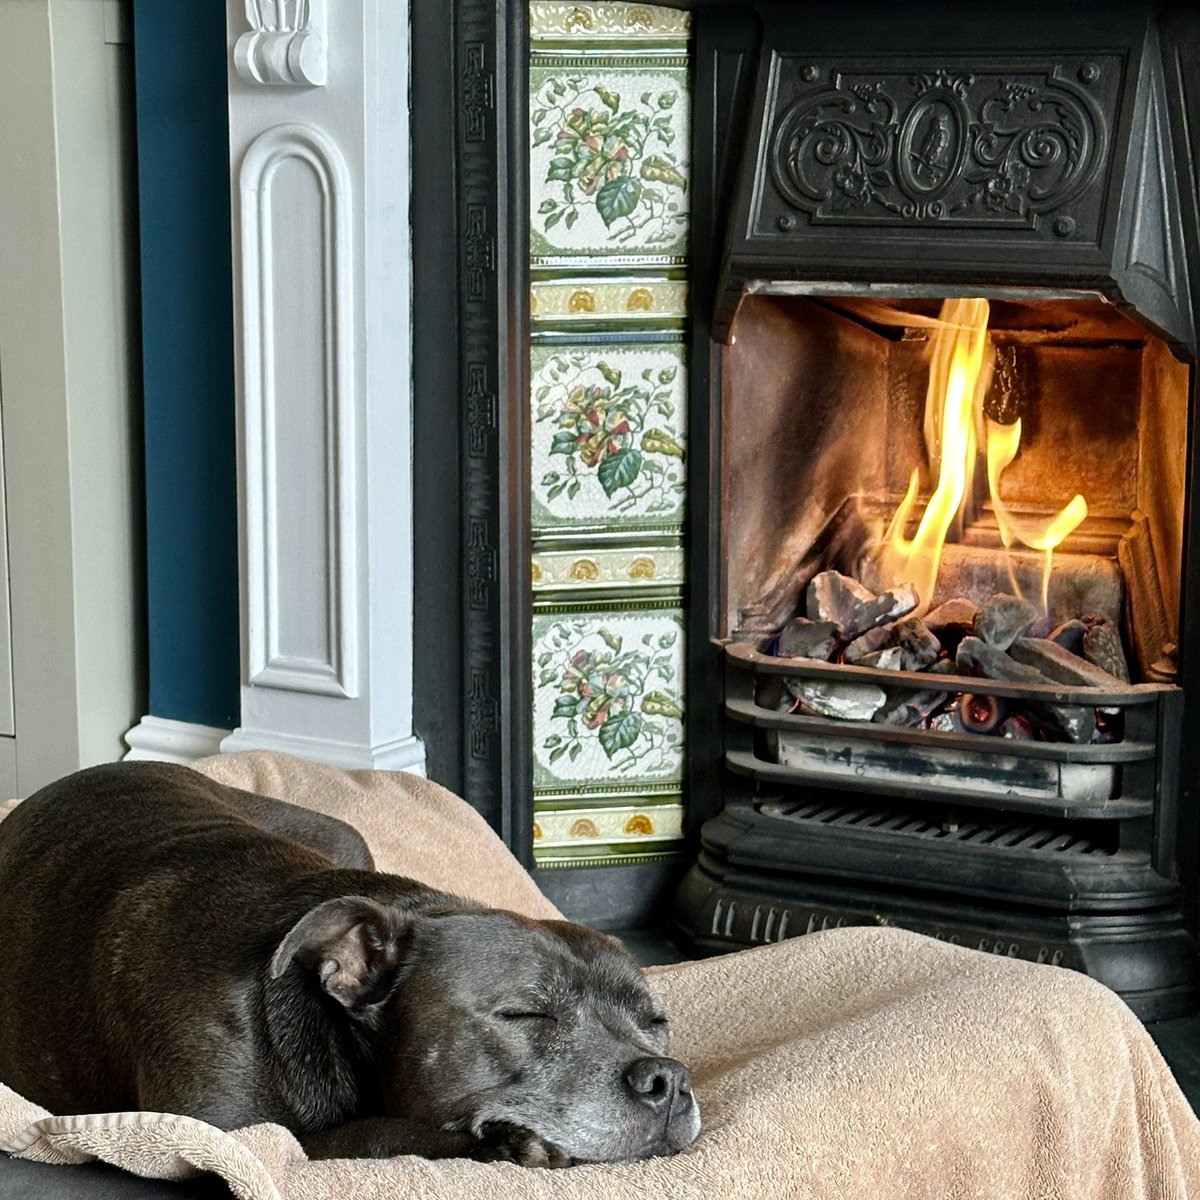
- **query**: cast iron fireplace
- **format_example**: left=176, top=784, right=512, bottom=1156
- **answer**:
left=412, top=0, right=1200, bottom=1017
left=674, top=288, right=1196, bottom=1018
left=666, top=0, right=1200, bottom=1019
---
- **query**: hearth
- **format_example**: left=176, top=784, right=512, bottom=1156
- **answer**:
left=671, top=0, right=1200, bottom=1017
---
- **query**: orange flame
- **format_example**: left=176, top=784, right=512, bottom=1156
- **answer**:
left=986, top=417, right=1088, bottom=610
left=876, top=298, right=1088, bottom=611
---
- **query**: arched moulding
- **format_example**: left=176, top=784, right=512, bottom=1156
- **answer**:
left=234, top=0, right=327, bottom=87
left=238, top=123, right=359, bottom=699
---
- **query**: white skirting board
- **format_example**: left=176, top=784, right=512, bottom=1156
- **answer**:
left=219, top=727, right=427, bottom=775
left=125, top=716, right=428, bottom=776
left=123, top=716, right=230, bottom=765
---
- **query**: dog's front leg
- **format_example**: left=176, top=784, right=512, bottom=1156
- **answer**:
left=301, top=1117, right=571, bottom=1166
left=302, top=1117, right=479, bottom=1160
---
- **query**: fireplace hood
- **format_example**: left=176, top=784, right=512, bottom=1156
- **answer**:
left=710, top=2, right=1195, bottom=354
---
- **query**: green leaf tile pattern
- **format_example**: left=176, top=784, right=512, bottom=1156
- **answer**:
left=531, top=340, right=686, bottom=535
left=532, top=609, right=684, bottom=789
left=528, top=3, right=690, bottom=867
left=530, top=59, right=690, bottom=265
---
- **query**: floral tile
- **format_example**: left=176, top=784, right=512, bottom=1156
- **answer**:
left=531, top=337, right=686, bottom=537
left=532, top=605, right=685, bottom=791
left=530, top=4, right=691, bottom=46
left=527, top=3, right=692, bottom=867
left=531, top=278, right=687, bottom=325
left=530, top=54, right=690, bottom=267
left=532, top=545, right=685, bottom=593
left=532, top=800, right=684, bottom=849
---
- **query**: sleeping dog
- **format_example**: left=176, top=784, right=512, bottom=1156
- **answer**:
left=0, top=763, right=700, bottom=1164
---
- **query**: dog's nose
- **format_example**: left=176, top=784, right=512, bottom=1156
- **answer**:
left=624, top=1056, right=692, bottom=1113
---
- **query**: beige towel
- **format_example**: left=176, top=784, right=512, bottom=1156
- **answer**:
left=1, top=750, right=1198, bottom=1200
left=190, top=750, right=562, bottom=920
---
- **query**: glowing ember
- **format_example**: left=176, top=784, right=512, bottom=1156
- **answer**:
left=876, top=298, right=1088, bottom=612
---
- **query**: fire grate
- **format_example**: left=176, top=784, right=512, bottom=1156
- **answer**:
left=757, top=796, right=1116, bottom=858
left=704, top=640, right=1178, bottom=905
left=673, top=637, right=1197, bottom=1018
left=723, top=641, right=1173, bottom=818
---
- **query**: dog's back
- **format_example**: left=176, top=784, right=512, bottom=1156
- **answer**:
left=0, top=763, right=370, bottom=1120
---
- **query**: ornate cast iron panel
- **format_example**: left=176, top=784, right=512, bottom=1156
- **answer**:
left=412, top=0, right=533, bottom=858
left=757, top=57, right=1121, bottom=242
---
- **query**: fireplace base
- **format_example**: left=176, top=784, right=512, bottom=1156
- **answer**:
left=675, top=634, right=1199, bottom=1020
left=675, top=806, right=1200, bottom=1020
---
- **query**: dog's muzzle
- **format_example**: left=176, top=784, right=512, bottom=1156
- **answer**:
left=624, top=1057, right=700, bottom=1151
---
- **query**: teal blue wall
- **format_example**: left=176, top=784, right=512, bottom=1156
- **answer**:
left=133, top=1, right=240, bottom=728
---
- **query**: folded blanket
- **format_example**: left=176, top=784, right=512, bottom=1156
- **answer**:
left=1, top=750, right=1198, bottom=1200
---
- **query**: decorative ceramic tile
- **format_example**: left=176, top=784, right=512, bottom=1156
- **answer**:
left=531, top=338, right=686, bottom=537
left=533, top=842, right=686, bottom=869
left=529, top=55, right=690, bottom=267
left=532, top=605, right=685, bottom=791
left=532, top=800, right=684, bottom=849
left=527, top=3, right=692, bottom=867
left=530, top=3, right=691, bottom=45
left=531, top=278, right=688, bottom=324
left=532, top=545, right=685, bottom=593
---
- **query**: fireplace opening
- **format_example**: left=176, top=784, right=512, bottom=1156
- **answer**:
left=675, top=288, right=1198, bottom=1017
left=724, top=291, right=1186, bottom=678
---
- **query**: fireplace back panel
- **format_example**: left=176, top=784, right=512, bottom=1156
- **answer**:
left=722, top=293, right=1188, bottom=675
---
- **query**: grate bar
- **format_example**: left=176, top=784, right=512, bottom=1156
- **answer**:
left=758, top=797, right=1112, bottom=857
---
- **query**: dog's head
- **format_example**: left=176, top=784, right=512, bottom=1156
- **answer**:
left=271, top=896, right=701, bottom=1162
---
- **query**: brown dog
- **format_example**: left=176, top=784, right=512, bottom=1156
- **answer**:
left=0, top=763, right=700, bottom=1164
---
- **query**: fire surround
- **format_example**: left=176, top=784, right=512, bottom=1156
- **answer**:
left=408, top=0, right=1200, bottom=996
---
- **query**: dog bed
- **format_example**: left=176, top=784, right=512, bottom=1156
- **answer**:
left=1, top=750, right=1198, bottom=1200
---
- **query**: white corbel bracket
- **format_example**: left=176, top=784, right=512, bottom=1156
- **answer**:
left=234, top=0, right=326, bottom=87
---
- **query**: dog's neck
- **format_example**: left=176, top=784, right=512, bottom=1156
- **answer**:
left=260, top=970, right=376, bottom=1132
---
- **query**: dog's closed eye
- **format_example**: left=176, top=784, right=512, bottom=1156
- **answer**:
left=496, top=1010, right=558, bottom=1024
left=641, top=1013, right=670, bottom=1036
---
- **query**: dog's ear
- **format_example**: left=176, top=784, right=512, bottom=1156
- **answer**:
left=269, top=896, right=413, bottom=1010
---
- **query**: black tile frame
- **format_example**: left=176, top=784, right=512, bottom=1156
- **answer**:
left=412, top=0, right=533, bottom=861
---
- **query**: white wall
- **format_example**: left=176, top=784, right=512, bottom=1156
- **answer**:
left=0, top=0, right=143, bottom=796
